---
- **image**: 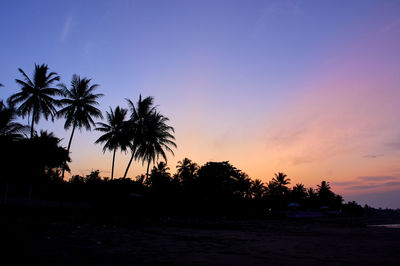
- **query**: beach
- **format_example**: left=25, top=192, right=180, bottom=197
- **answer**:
left=3, top=211, right=400, bottom=266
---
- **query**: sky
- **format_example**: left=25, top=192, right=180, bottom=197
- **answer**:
left=1, top=0, right=400, bottom=208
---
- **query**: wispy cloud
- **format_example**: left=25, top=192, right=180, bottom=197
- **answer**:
left=346, top=184, right=380, bottom=190
left=363, top=154, right=383, bottom=159
left=346, top=181, right=400, bottom=190
left=334, top=177, right=400, bottom=191
left=332, top=181, right=359, bottom=186
left=357, top=176, right=398, bottom=181
left=253, top=0, right=303, bottom=38
left=60, top=15, right=73, bottom=42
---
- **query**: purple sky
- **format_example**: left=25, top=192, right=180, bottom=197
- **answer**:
left=1, top=0, right=400, bottom=208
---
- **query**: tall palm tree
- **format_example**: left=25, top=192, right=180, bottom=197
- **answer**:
left=58, top=74, right=103, bottom=179
left=0, top=100, right=29, bottom=139
left=95, top=106, right=129, bottom=180
left=8, top=64, right=62, bottom=138
left=122, top=95, right=156, bottom=178
left=134, top=111, right=176, bottom=179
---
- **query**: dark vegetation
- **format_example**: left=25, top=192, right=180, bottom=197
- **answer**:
left=0, top=64, right=373, bottom=219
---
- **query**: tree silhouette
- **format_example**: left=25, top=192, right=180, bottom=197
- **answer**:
left=9, top=130, right=71, bottom=195
left=0, top=100, right=28, bottom=139
left=95, top=106, right=130, bottom=180
left=123, top=95, right=156, bottom=178
left=8, top=64, right=62, bottom=138
left=270, top=172, right=291, bottom=197
left=58, top=74, right=103, bottom=179
left=272, top=172, right=291, bottom=186
left=290, top=183, right=307, bottom=204
left=265, top=173, right=291, bottom=210
left=317, top=181, right=337, bottom=207
left=147, top=161, right=171, bottom=190
left=175, top=157, right=199, bottom=188
left=250, top=179, right=266, bottom=200
left=196, top=161, right=247, bottom=200
left=134, top=111, right=176, bottom=179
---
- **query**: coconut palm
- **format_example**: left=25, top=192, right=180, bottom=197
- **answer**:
left=134, top=111, right=176, bottom=179
left=272, top=172, right=291, bottom=186
left=250, top=179, right=266, bottom=200
left=317, top=181, right=335, bottom=205
left=291, top=183, right=307, bottom=203
left=95, top=106, right=129, bottom=180
left=176, top=158, right=198, bottom=176
left=122, top=95, right=156, bottom=178
left=0, top=100, right=29, bottom=139
left=8, top=64, right=62, bottom=138
left=57, top=74, right=103, bottom=179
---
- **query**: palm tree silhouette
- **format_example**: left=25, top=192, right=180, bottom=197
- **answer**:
left=58, top=74, right=103, bottom=179
left=151, top=161, right=170, bottom=176
left=317, top=181, right=331, bottom=191
left=95, top=106, right=129, bottom=180
left=147, top=161, right=172, bottom=192
left=250, top=179, right=266, bottom=199
left=317, top=180, right=335, bottom=206
left=0, top=100, right=29, bottom=139
left=122, top=95, right=156, bottom=178
left=176, top=158, right=198, bottom=176
left=291, top=183, right=307, bottom=203
left=8, top=64, right=62, bottom=138
left=134, top=111, right=176, bottom=179
left=175, top=158, right=199, bottom=189
left=272, top=172, right=291, bottom=186
left=176, top=158, right=199, bottom=177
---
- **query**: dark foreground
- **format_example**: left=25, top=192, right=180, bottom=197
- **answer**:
left=2, top=208, right=400, bottom=266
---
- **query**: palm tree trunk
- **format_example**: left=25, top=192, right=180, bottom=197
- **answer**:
left=146, top=160, right=151, bottom=179
left=30, top=111, right=35, bottom=138
left=123, top=151, right=135, bottom=178
left=111, top=148, right=116, bottom=180
left=67, top=125, right=76, bottom=152
left=62, top=125, right=76, bottom=180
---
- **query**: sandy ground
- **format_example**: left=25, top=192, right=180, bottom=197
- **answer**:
left=3, top=215, right=400, bottom=266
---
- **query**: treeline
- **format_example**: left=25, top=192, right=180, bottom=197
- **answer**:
left=1, top=63, right=360, bottom=217
left=64, top=159, right=346, bottom=216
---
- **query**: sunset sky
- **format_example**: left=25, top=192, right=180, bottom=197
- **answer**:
left=1, top=0, right=400, bottom=208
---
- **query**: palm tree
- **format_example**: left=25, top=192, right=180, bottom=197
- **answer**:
left=0, top=100, right=29, bottom=139
left=176, top=158, right=198, bottom=182
left=134, top=111, right=176, bottom=179
left=8, top=64, right=62, bottom=138
left=95, top=106, right=129, bottom=180
left=122, top=95, right=156, bottom=178
left=292, top=183, right=306, bottom=194
left=317, top=180, right=331, bottom=192
left=57, top=74, right=103, bottom=179
left=250, top=179, right=266, bottom=200
left=272, top=172, right=291, bottom=186
left=307, top=187, right=316, bottom=198
left=291, top=183, right=307, bottom=203
left=317, top=181, right=335, bottom=206
left=147, top=161, right=172, bottom=193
